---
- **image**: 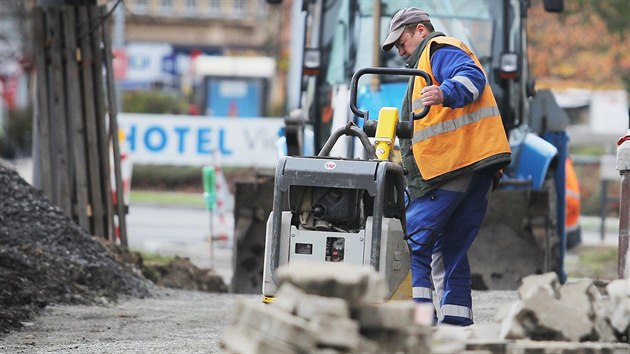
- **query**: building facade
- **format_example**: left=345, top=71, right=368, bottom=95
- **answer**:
left=120, top=0, right=288, bottom=116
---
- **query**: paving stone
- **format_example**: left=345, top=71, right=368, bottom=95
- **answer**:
left=232, top=299, right=318, bottom=352
left=507, top=340, right=630, bottom=354
left=270, top=282, right=305, bottom=314
left=275, top=262, right=388, bottom=306
left=312, top=349, right=344, bottom=354
left=605, top=279, right=630, bottom=336
left=310, top=314, right=361, bottom=350
left=499, top=301, right=530, bottom=340
left=502, top=287, right=592, bottom=341
left=431, top=324, right=470, bottom=354
left=356, top=300, right=416, bottom=329
left=559, top=278, right=601, bottom=312
left=606, top=279, right=630, bottom=299
left=220, top=324, right=295, bottom=354
left=362, top=326, right=432, bottom=354
left=271, top=282, right=351, bottom=320
left=296, top=294, right=350, bottom=320
left=608, top=297, right=630, bottom=335
left=558, top=278, right=604, bottom=342
left=593, top=299, right=618, bottom=342
left=466, top=339, right=508, bottom=354
left=415, top=302, right=436, bottom=326
left=350, top=336, right=380, bottom=354
left=468, top=323, right=502, bottom=340
left=518, top=272, right=560, bottom=300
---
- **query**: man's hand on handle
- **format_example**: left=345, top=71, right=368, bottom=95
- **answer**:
left=421, top=85, right=443, bottom=106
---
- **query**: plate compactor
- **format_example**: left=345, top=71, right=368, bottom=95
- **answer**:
left=262, top=67, right=432, bottom=302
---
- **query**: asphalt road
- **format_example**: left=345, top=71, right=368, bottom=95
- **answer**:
left=126, top=203, right=235, bottom=286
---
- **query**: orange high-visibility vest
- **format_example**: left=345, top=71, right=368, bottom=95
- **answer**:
left=410, top=37, right=511, bottom=180
left=565, top=158, right=581, bottom=231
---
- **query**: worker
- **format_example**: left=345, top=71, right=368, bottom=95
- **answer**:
left=565, top=157, right=582, bottom=249
left=382, top=7, right=511, bottom=326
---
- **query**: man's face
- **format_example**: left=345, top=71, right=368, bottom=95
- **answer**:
left=394, top=24, right=426, bottom=58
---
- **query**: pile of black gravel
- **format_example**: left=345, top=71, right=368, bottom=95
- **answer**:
left=0, top=163, right=154, bottom=333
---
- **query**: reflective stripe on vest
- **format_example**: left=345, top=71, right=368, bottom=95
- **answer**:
left=410, top=36, right=510, bottom=180
left=412, top=105, right=500, bottom=143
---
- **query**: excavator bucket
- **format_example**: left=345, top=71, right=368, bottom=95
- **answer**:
left=469, top=186, right=558, bottom=290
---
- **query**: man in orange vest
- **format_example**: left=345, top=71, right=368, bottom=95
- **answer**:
left=382, top=7, right=511, bottom=326
left=565, top=158, right=581, bottom=249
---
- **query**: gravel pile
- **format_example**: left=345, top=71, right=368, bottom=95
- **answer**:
left=0, top=163, right=154, bottom=333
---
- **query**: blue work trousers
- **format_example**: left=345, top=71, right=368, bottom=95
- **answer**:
left=406, top=168, right=494, bottom=326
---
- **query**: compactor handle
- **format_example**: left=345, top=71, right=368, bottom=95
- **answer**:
left=318, top=122, right=377, bottom=159
left=349, top=67, right=433, bottom=121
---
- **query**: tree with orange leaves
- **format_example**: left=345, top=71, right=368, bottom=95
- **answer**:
left=527, top=0, right=630, bottom=92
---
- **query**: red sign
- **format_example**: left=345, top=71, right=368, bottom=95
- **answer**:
left=112, top=48, right=128, bottom=81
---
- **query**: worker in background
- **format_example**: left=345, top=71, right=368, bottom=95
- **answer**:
left=382, top=7, right=511, bottom=326
left=565, top=157, right=582, bottom=249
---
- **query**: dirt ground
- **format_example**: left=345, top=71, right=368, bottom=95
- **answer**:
left=0, top=163, right=226, bottom=336
left=0, top=288, right=258, bottom=353
left=0, top=287, right=519, bottom=353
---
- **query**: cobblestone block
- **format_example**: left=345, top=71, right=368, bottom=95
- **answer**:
left=356, top=301, right=416, bottom=329
left=351, top=336, right=380, bottom=354
left=270, top=282, right=305, bottom=314
left=220, top=324, right=295, bottom=354
left=507, top=340, right=630, bottom=354
left=501, top=287, right=592, bottom=341
left=431, top=324, right=470, bottom=354
left=559, top=278, right=601, bottom=312
left=296, top=294, right=350, bottom=320
left=465, top=339, right=508, bottom=354
left=499, top=301, right=527, bottom=340
left=275, top=262, right=388, bottom=305
left=517, top=272, right=560, bottom=300
left=593, top=298, right=617, bottom=342
left=606, top=279, right=630, bottom=335
left=310, top=314, right=361, bottom=350
left=468, top=323, right=502, bottom=340
left=606, top=279, right=630, bottom=298
left=362, top=326, right=431, bottom=354
left=232, top=299, right=317, bottom=352
left=608, top=297, right=630, bottom=335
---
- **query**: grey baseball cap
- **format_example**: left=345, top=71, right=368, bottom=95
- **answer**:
left=381, top=7, right=431, bottom=51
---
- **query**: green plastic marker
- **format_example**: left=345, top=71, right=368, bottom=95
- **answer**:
left=202, top=166, right=217, bottom=211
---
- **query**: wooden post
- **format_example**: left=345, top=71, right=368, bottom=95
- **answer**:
left=32, top=4, right=123, bottom=241
left=77, top=5, right=104, bottom=237
left=88, top=5, right=114, bottom=241
left=62, top=5, right=90, bottom=230
left=33, top=7, right=53, bottom=199
left=101, top=6, right=128, bottom=249
left=46, top=7, right=72, bottom=214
